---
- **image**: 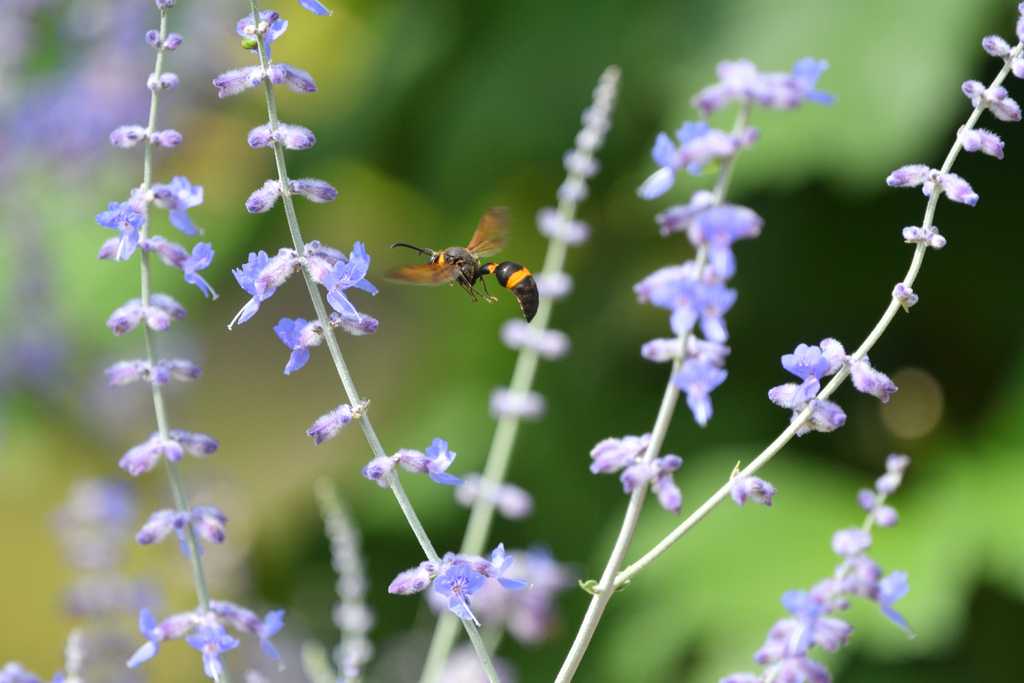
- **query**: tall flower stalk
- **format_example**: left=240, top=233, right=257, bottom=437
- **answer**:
left=96, top=2, right=292, bottom=681
left=215, top=2, right=519, bottom=679
left=418, top=65, right=622, bottom=682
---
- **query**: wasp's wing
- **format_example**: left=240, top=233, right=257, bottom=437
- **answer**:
left=385, top=262, right=461, bottom=286
left=466, top=206, right=509, bottom=258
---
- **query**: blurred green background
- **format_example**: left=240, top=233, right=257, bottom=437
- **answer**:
left=3, top=0, right=1024, bottom=681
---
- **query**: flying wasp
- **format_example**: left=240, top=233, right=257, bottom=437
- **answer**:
left=386, top=207, right=538, bottom=323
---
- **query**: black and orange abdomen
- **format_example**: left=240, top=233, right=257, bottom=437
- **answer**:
left=486, top=261, right=538, bottom=322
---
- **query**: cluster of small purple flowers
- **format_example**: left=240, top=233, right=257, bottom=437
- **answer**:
left=92, top=2, right=295, bottom=679
left=389, top=544, right=531, bottom=626
left=721, top=454, right=912, bottom=683
left=768, top=339, right=896, bottom=436
left=589, top=433, right=684, bottom=514
left=215, top=10, right=380, bottom=449
left=127, top=601, right=285, bottom=679
left=636, top=58, right=833, bottom=427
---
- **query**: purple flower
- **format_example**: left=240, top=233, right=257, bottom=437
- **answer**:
left=487, top=543, right=530, bottom=590
left=781, top=343, right=831, bottom=404
left=849, top=357, right=897, bottom=402
left=902, top=225, right=946, bottom=249
left=213, top=65, right=267, bottom=97
left=298, top=0, right=332, bottom=16
left=388, top=561, right=435, bottom=594
left=274, top=317, right=316, bottom=373
left=110, top=125, right=148, bottom=148
left=886, top=165, right=979, bottom=206
left=796, top=399, right=847, bottom=436
left=875, top=453, right=911, bottom=494
left=424, top=438, right=464, bottom=486
left=248, top=122, right=316, bottom=149
left=831, top=527, right=872, bottom=557
left=960, top=127, right=1004, bottom=158
left=638, top=121, right=751, bottom=199
left=246, top=179, right=283, bottom=213
left=127, top=608, right=196, bottom=668
left=266, top=63, right=318, bottom=93
left=229, top=249, right=300, bottom=327
left=183, top=242, right=217, bottom=298
left=536, top=207, right=592, bottom=245
left=185, top=624, right=239, bottom=679
left=589, top=433, right=651, bottom=474
left=499, top=319, right=571, bottom=359
left=620, top=455, right=683, bottom=514
left=95, top=200, right=145, bottom=261
left=730, top=476, right=777, bottom=507
left=535, top=272, right=574, bottom=300
left=877, top=570, right=912, bottom=634
left=107, top=294, right=186, bottom=336
left=962, top=80, right=1022, bottom=121
left=208, top=600, right=286, bottom=660
left=307, top=404, right=354, bottom=444
left=691, top=57, right=833, bottom=116
left=454, top=473, right=535, bottom=520
left=893, top=282, right=919, bottom=310
left=433, top=563, right=487, bottom=625
left=290, top=177, right=338, bottom=203
left=489, top=387, right=548, bottom=421
left=674, top=358, right=727, bottom=427
left=152, top=176, right=204, bottom=236
left=362, top=455, right=396, bottom=485
left=686, top=204, right=763, bottom=280
left=236, top=11, right=287, bottom=56
left=322, top=242, right=377, bottom=315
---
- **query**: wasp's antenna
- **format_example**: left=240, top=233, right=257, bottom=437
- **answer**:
left=390, top=243, right=434, bottom=256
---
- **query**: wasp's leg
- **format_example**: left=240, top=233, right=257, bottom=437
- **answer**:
left=456, top=276, right=479, bottom=302
left=477, top=276, right=498, bottom=303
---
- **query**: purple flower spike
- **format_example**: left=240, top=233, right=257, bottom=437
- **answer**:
left=95, top=200, right=145, bottom=261
left=433, top=563, right=486, bottom=625
left=424, top=437, right=464, bottom=486
left=674, top=358, right=727, bottom=427
left=730, top=476, right=777, bottom=506
left=186, top=624, right=239, bottom=680
left=307, top=404, right=354, bottom=444
left=322, top=242, right=377, bottom=315
left=152, top=176, right=203, bottom=236
left=850, top=357, right=898, bottom=402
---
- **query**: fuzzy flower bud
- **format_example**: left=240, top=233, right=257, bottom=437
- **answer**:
left=307, top=404, right=354, bottom=445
